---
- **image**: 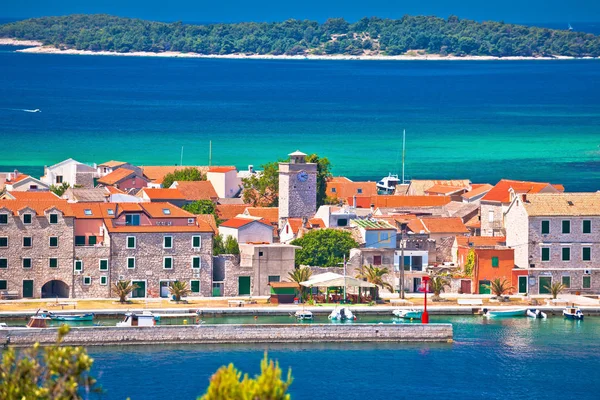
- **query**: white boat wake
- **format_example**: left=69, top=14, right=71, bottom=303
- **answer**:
left=0, top=108, right=41, bottom=113
left=22, top=109, right=41, bottom=113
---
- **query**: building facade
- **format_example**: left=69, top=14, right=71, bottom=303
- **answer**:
left=278, top=151, right=317, bottom=227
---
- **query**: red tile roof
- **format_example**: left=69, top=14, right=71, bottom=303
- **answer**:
left=71, top=203, right=116, bottom=219
left=141, top=166, right=208, bottom=184
left=216, top=204, right=251, bottom=220
left=244, top=207, right=279, bottom=224
left=481, top=179, right=563, bottom=203
left=104, top=220, right=210, bottom=233
left=207, top=166, right=237, bottom=173
left=462, top=184, right=493, bottom=200
left=424, top=184, right=467, bottom=195
left=220, top=217, right=272, bottom=229
left=308, top=218, right=325, bottom=228
left=0, top=199, right=73, bottom=216
left=420, top=217, right=469, bottom=234
left=174, top=181, right=218, bottom=201
left=287, top=218, right=304, bottom=234
left=140, top=188, right=186, bottom=200
left=97, top=168, right=138, bottom=185
left=327, top=180, right=378, bottom=199
left=5, top=191, right=59, bottom=201
left=6, top=174, right=30, bottom=184
left=371, top=195, right=451, bottom=208
left=196, top=214, right=218, bottom=233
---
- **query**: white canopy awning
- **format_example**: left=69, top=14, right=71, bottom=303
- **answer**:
left=300, top=273, right=376, bottom=288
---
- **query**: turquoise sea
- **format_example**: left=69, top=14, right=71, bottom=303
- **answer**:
left=1, top=47, right=600, bottom=190
left=86, top=316, right=600, bottom=399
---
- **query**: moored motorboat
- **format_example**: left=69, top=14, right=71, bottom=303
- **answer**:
left=116, top=311, right=156, bottom=327
left=483, top=308, right=527, bottom=318
left=48, top=312, right=94, bottom=322
left=392, top=309, right=423, bottom=320
left=563, top=307, right=584, bottom=320
left=295, top=310, right=313, bottom=320
left=27, top=315, right=51, bottom=328
left=527, top=309, right=547, bottom=319
left=328, top=307, right=355, bottom=321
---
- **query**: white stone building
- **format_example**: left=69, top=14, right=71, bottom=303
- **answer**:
left=41, top=158, right=96, bottom=188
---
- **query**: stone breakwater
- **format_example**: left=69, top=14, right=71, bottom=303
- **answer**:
left=1, top=323, right=453, bottom=347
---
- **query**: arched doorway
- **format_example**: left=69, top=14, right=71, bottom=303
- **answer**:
left=41, top=280, right=69, bottom=298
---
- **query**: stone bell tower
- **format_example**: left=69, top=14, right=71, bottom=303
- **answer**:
left=278, top=150, right=317, bottom=227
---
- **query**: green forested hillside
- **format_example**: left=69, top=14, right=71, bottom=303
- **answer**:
left=1, top=14, right=599, bottom=57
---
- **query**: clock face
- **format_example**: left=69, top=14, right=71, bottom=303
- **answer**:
left=297, top=171, right=309, bottom=182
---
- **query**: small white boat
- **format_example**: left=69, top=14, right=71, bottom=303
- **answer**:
left=483, top=308, right=527, bottom=318
left=0, top=322, right=8, bottom=329
left=526, top=309, right=547, bottom=319
left=392, top=309, right=423, bottom=320
left=328, top=307, right=355, bottom=321
left=563, top=307, right=584, bottom=320
left=116, top=311, right=156, bottom=327
left=377, top=174, right=401, bottom=195
left=294, top=310, right=313, bottom=320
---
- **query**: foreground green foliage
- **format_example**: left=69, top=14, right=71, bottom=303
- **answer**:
left=0, top=325, right=100, bottom=400
left=200, top=354, right=292, bottom=400
left=213, top=234, right=240, bottom=256
left=291, top=229, right=358, bottom=267
left=49, top=182, right=70, bottom=197
left=162, top=167, right=206, bottom=189
left=2, top=14, right=600, bottom=57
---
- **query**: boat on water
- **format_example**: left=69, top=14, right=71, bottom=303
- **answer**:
left=392, top=309, right=423, bottom=320
left=527, top=309, right=547, bottom=319
left=563, top=307, right=584, bottom=320
left=329, top=307, right=356, bottom=321
left=294, top=310, right=313, bottom=320
left=377, top=174, right=401, bottom=195
left=116, top=311, right=156, bottom=327
left=46, top=312, right=94, bottom=322
left=27, top=316, right=51, bottom=328
left=482, top=308, right=527, bottom=318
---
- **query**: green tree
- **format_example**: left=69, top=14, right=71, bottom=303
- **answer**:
left=0, top=325, right=100, bottom=399
left=288, top=266, right=313, bottom=301
left=355, top=265, right=393, bottom=299
left=162, top=167, right=205, bottom=189
left=241, top=161, right=279, bottom=207
left=544, top=282, right=565, bottom=299
left=49, top=182, right=70, bottom=197
left=484, top=278, right=513, bottom=299
left=464, top=249, right=475, bottom=277
left=169, top=280, right=190, bottom=302
left=291, top=229, right=358, bottom=267
left=306, top=153, right=332, bottom=207
left=213, top=234, right=225, bottom=255
left=182, top=200, right=221, bottom=224
left=429, top=274, right=451, bottom=301
left=224, top=236, right=240, bottom=255
left=113, top=280, right=139, bottom=303
left=199, top=353, right=292, bottom=400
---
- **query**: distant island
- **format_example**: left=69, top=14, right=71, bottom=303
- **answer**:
left=1, top=14, right=599, bottom=59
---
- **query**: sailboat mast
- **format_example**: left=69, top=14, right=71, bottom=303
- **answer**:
left=209, top=140, right=212, bottom=166
left=402, top=129, right=406, bottom=184
left=180, top=146, right=184, bottom=166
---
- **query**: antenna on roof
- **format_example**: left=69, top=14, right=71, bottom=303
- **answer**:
left=180, top=146, right=184, bottom=166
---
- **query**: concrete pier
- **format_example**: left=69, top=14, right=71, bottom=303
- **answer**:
left=1, top=323, right=453, bottom=347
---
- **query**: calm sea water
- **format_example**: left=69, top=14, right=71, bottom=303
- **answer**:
left=87, top=316, right=600, bottom=399
left=1, top=47, right=600, bottom=190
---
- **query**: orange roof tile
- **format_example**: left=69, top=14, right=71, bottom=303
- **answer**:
left=104, top=219, right=210, bottom=233
left=6, top=174, right=31, bottom=184
left=98, top=160, right=127, bottom=168
left=105, top=186, right=125, bottom=195
left=424, top=184, right=467, bottom=195
left=0, top=199, right=73, bottom=216
left=327, top=180, right=378, bottom=199
left=308, top=218, right=325, bottom=228
left=456, top=236, right=506, bottom=247
left=207, top=166, right=237, bottom=173
left=140, top=188, right=186, bottom=200
left=196, top=214, right=218, bottom=233
left=220, top=217, right=272, bottom=229
left=216, top=204, right=251, bottom=220
left=71, top=202, right=116, bottom=219
left=481, top=179, right=563, bottom=203
left=407, top=218, right=427, bottom=233
left=5, top=191, right=59, bottom=201
left=244, top=207, right=279, bottom=224
left=97, top=168, right=138, bottom=185
left=141, top=166, right=208, bottom=184
left=328, top=176, right=352, bottom=183
left=137, top=202, right=196, bottom=219
left=287, top=218, right=304, bottom=234
left=174, top=181, right=218, bottom=201
left=420, top=217, right=469, bottom=234
left=371, top=195, right=451, bottom=208
left=462, top=184, right=493, bottom=200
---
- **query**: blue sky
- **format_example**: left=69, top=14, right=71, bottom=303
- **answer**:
left=2, top=0, right=599, bottom=23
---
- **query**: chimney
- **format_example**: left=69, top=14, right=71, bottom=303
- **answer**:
left=352, top=196, right=357, bottom=208
left=521, top=194, right=527, bottom=202
left=370, top=203, right=375, bottom=213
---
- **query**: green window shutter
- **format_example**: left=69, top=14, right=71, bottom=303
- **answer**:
left=192, top=257, right=200, bottom=269
left=191, top=280, right=200, bottom=293
left=562, top=220, right=570, bottom=234
left=75, top=236, right=86, bottom=246
left=0, top=258, right=7, bottom=268
left=164, top=257, right=172, bottom=269
left=100, top=276, right=108, bottom=285
left=562, top=247, right=570, bottom=261
left=74, top=260, right=83, bottom=271
left=88, top=236, right=97, bottom=245
left=583, top=276, right=591, bottom=289
left=0, top=214, right=7, bottom=224
left=491, top=257, right=499, bottom=267
left=49, top=237, right=58, bottom=247
left=127, top=237, right=136, bottom=248
left=562, top=276, right=571, bottom=288
left=49, top=258, right=58, bottom=268
left=541, top=247, right=550, bottom=261
left=23, top=214, right=31, bottom=224
left=583, top=220, right=591, bottom=234
left=0, top=280, right=6, bottom=290
left=268, top=276, right=280, bottom=282
left=541, top=220, right=550, bottom=234
left=583, top=247, right=591, bottom=261
left=164, top=236, right=172, bottom=248
left=0, top=237, right=7, bottom=247
left=193, top=236, right=201, bottom=248
left=23, top=237, right=31, bottom=247
left=23, top=258, right=31, bottom=268
left=49, top=214, right=58, bottom=224
left=100, top=259, right=108, bottom=270
left=127, top=258, right=135, bottom=269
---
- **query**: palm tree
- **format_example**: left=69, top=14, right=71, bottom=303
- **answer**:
left=169, top=281, right=190, bottom=302
left=429, top=275, right=450, bottom=301
left=288, top=267, right=313, bottom=301
left=484, top=278, right=513, bottom=300
left=356, top=265, right=393, bottom=299
left=113, top=280, right=139, bottom=303
left=544, top=282, right=565, bottom=299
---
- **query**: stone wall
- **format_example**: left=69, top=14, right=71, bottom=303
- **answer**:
left=480, top=202, right=504, bottom=237
left=213, top=254, right=244, bottom=297
left=1, top=323, right=453, bottom=347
